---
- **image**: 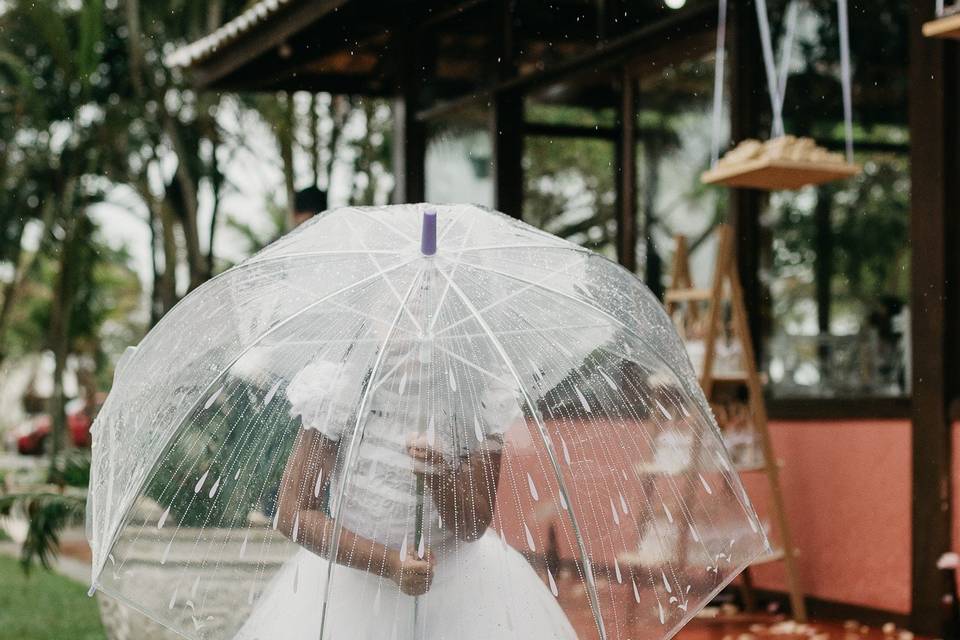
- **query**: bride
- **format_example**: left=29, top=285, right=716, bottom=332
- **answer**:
left=236, top=342, right=578, bottom=639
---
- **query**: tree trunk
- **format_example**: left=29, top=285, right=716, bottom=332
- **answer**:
left=279, top=92, right=297, bottom=228
left=164, top=115, right=205, bottom=290
left=47, top=182, right=78, bottom=475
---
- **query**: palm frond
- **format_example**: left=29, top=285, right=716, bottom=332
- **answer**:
left=0, top=492, right=86, bottom=574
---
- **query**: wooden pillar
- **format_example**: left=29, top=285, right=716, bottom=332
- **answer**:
left=491, top=0, right=523, bottom=218
left=393, top=29, right=426, bottom=204
left=728, top=0, right=766, bottom=361
left=909, top=4, right=958, bottom=634
left=393, top=97, right=426, bottom=204
left=491, top=92, right=524, bottom=218
left=615, top=67, right=638, bottom=272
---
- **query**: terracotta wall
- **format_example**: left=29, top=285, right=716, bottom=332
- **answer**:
left=741, top=419, right=912, bottom=614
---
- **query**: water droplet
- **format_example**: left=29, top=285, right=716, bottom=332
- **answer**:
left=194, top=470, right=209, bottom=494
left=699, top=473, right=713, bottom=495
left=559, top=491, right=568, bottom=510
left=574, top=388, right=591, bottom=413
left=234, top=467, right=241, bottom=480
left=158, top=507, right=170, bottom=529
left=619, top=492, right=628, bottom=514
left=663, top=503, right=674, bottom=523
left=208, top=477, right=221, bottom=499
left=204, top=386, right=223, bottom=410
left=661, top=570, right=672, bottom=592
left=656, top=400, right=672, bottom=420
left=161, top=537, right=173, bottom=565
left=527, top=473, right=539, bottom=501
left=611, top=498, right=620, bottom=525
left=399, top=371, right=408, bottom=395
left=659, top=602, right=666, bottom=624
left=271, top=507, right=280, bottom=530
left=399, top=534, right=408, bottom=561
left=248, top=582, right=256, bottom=605
left=632, top=579, right=641, bottom=603
left=314, top=469, right=324, bottom=497
left=449, top=369, right=457, bottom=391
left=474, top=417, right=484, bottom=442
left=689, top=524, right=700, bottom=542
left=561, top=438, right=571, bottom=465
left=292, top=513, right=300, bottom=541
left=264, top=380, right=281, bottom=406
left=239, top=531, right=248, bottom=558
left=599, top=369, right=617, bottom=390
left=547, top=568, right=559, bottom=596
left=417, top=535, right=425, bottom=559
left=168, top=585, right=178, bottom=609
left=681, top=404, right=691, bottom=418
left=614, top=558, right=622, bottom=583
left=524, top=523, right=536, bottom=551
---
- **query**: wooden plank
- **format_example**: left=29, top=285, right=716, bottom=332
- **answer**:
left=190, top=0, right=349, bottom=89
left=701, top=158, right=861, bottom=191
left=909, top=3, right=954, bottom=634
left=664, top=288, right=713, bottom=303
left=725, top=235, right=807, bottom=622
left=922, top=13, right=960, bottom=39
left=392, top=27, right=427, bottom=204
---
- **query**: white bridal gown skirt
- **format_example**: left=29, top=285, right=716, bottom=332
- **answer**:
left=236, top=531, right=577, bottom=640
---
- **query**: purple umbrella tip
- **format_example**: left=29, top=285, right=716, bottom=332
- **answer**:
left=421, top=210, right=437, bottom=256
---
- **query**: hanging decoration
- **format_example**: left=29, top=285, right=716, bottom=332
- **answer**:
left=702, top=0, right=861, bottom=191
left=922, top=1, right=960, bottom=39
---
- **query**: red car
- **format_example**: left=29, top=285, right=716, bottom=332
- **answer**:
left=14, top=395, right=102, bottom=455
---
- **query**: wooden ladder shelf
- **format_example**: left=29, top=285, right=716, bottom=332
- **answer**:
left=665, top=224, right=807, bottom=622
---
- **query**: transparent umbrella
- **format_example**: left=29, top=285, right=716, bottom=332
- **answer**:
left=87, top=203, right=769, bottom=640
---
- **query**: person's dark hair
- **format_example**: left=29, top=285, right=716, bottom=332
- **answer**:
left=293, top=186, right=327, bottom=215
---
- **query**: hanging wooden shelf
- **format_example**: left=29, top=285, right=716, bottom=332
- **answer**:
left=922, top=13, right=960, bottom=39
left=701, top=157, right=861, bottom=190
left=702, top=136, right=861, bottom=191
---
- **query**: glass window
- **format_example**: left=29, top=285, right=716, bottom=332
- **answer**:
left=425, top=104, right=494, bottom=208
left=761, top=0, right=910, bottom=399
left=523, top=96, right=617, bottom=261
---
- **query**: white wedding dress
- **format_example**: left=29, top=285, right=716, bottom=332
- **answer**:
left=235, top=341, right=578, bottom=640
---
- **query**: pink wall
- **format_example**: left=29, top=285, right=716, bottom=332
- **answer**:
left=741, top=419, right=912, bottom=614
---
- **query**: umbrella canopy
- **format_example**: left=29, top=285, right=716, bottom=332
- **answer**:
left=87, top=203, right=769, bottom=640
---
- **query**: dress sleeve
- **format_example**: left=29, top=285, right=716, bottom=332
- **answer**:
left=478, top=379, right=523, bottom=439
left=286, top=360, right=356, bottom=441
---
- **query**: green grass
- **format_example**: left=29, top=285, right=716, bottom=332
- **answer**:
left=0, top=554, right=106, bottom=640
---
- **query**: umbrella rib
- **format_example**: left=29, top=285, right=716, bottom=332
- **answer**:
left=245, top=249, right=404, bottom=265
left=91, top=258, right=417, bottom=585
left=437, top=270, right=609, bottom=640
left=447, top=258, right=666, bottom=365
left=343, top=216, right=424, bottom=334
left=446, top=243, right=585, bottom=254
left=317, top=268, right=424, bottom=640
left=433, top=255, right=582, bottom=337
left=344, top=206, right=417, bottom=243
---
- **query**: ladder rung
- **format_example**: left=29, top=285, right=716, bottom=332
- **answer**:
left=665, top=288, right=713, bottom=303
left=751, top=548, right=786, bottom=565
left=733, top=462, right=768, bottom=473
left=708, top=373, right=749, bottom=384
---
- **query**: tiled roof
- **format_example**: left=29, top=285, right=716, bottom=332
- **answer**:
left=165, top=0, right=297, bottom=68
